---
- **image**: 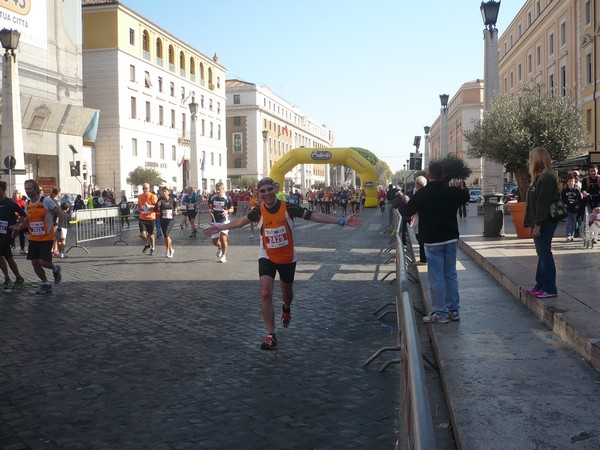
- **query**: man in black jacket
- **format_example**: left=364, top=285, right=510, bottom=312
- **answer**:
left=403, top=162, right=470, bottom=324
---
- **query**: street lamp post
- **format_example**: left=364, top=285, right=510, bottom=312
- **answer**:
left=188, top=97, right=199, bottom=190
left=423, top=126, right=431, bottom=170
left=262, top=130, right=269, bottom=179
left=439, top=94, right=449, bottom=158
left=480, top=0, right=505, bottom=237
left=0, top=28, right=24, bottom=194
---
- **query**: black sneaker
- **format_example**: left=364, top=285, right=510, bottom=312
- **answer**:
left=3, top=279, right=12, bottom=290
left=142, top=243, right=150, bottom=253
left=281, top=305, right=291, bottom=328
left=13, top=276, right=24, bottom=289
left=260, top=334, right=278, bottom=351
left=150, top=247, right=155, bottom=256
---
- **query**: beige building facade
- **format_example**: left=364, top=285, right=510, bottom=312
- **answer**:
left=498, top=0, right=595, bottom=154
left=226, top=79, right=333, bottom=192
left=82, top=0, right=227, bottom=196
left=429, top=80, right=484, bottom=186
left=0, top=0, right=97, bottom=195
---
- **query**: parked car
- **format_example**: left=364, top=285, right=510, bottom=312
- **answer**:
left=504, top=187, right=519, bottom=202
left=469, top=188, right=481, bottom=203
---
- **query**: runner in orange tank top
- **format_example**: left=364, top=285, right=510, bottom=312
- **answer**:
left=203, top=177, right=363, bottom=351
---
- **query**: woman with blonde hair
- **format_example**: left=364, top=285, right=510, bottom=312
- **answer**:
left=524, top=147, right=560, bottom=298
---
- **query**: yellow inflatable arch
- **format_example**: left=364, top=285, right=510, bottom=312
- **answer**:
left=269, top=147, right=378, bottom=208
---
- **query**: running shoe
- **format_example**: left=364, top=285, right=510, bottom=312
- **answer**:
left=448, top=310, right=460, bottom=321
left=281, top=305, right=292, bottom=328
left=217, top=248, right=223, bottom=258
left=422, top=312, right=449, bottom=324
left=150, top=247, right=155, bottom=256
left=142, top=243, right=150, bottom=253
left=219, top=255, right=227, bottom=263
left=53, top=265, right=62, bottom=284
left=526, top=287, right=542, bottom=296
left=13, top=276, right=24, bottom=289
left=535, top=291, right=557, bottom=299
left=170, top=249, right=175, bottom=258
left=165, top=251, right=169, bottom=258
left=260, top=334, right=278, bottom=351
left=3, top=279, right=12, bottom=290
left=36, top=283, right=52, bottom=295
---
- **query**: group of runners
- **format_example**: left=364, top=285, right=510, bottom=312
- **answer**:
left=305, top=188, right=367, bottom=216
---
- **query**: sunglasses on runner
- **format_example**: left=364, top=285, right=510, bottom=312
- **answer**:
left=259, top=187, right=274, bottom=194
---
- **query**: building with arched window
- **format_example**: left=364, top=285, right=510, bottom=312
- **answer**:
left=82, top=0, right=227, bottom=194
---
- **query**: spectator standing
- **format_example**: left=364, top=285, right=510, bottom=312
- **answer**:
left=561, top=177, right=581, bottom=242
left=411, top=176, right=428, bottom=264
left=458, top=180, right=468, bottom=218
left=402, top=162, right=470, bottom=323
left=524, top=147, right=560, bottom=299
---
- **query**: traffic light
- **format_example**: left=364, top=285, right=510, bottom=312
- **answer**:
left=69, top=160, right=81, bottom=177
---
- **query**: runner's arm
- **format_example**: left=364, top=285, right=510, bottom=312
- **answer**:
left=202, top=215, right=252, bottom=237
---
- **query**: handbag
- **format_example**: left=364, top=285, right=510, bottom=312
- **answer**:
left=549, top=198, right=568, bottom=220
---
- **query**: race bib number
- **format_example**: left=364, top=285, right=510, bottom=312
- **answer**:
left=188, top=202, right=195, bottom=209
left=142, top=205, right=150, bottom=214
left=212, top=200, right=225, bottom=211
left=264, top=225, right=289, bottom=249
left=31, top=221, right=45, bottom=236
left=0, top=220, right=7, bottom=234
left=162, top=209, right=173, bottom=219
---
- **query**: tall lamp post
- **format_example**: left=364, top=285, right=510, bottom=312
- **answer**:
left=439, top=94, right=449, bottom=158
left=423, top=126, right=431, bottom=170
left=481, top=0, right=505, bottom=237
left=188, top=97, right=199, bottom=190
left=262, top=130, right=269, bottom=179
left=0, top=28, right=24, bottom=194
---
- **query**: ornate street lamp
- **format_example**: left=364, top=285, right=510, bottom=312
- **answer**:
left=423, top=126, right=431, bottom=170
left=439, top=94, right=449, bottom=158
left=480, top=0, right=505, bottom=237
left=481, top=1, right=501, bottom=35
left=0, top=28, right=20, bottom=59
left=262, top=130, right=269, bottom=178
left=187, top=96, right=199, bottom=189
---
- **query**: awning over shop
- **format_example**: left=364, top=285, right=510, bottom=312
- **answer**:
left=552, top=154, right=589, bottom=172
left=0, top=95, right=99, bottom=143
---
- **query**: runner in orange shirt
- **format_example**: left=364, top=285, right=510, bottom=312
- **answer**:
left=138, top=183, right=158, bottom=255
left=203, top=177, right=363, bottom=351
left=15, top=179, right=66, bottom=294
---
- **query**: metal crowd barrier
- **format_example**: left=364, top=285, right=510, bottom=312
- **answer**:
left=236, top=201, right=250, bottom=216
left=66, top=207, right=127, bottom=253
left=364, top=210, right=436, bottom=450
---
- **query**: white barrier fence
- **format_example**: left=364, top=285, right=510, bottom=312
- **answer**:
left=67, top=207, right=127, bottom=253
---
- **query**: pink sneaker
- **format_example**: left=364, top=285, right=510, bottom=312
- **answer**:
left=535, top=291, right=557, bottom=299
left=526, top=287, right=542, bottom=295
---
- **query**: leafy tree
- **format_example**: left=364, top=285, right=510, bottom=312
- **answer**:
left=127, top=167, right=163, bottom=188
left=375, top=160, right=393, bottom=186
left=430, top=155, right=472, bottom=183
left=238, top=175, right=258, bottom=189
left=351, top=147, right=378, bottom=166
left=464, top=83, right=585, bottom=201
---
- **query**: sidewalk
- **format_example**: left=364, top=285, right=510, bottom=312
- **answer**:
left=413, top=206, right=600, bottom=449
left=457, top=206, right=600, bottom=373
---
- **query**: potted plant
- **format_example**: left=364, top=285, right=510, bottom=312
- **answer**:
left=464, top=83, right=585, bottom=237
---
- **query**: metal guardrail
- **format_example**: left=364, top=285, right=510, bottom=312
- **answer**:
left=66, top=207, right=127, bottom=253
left=364, top=210, right=436, bottom=450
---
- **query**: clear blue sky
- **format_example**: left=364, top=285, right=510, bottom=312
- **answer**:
left=122, top=0, right=524, bottom=173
